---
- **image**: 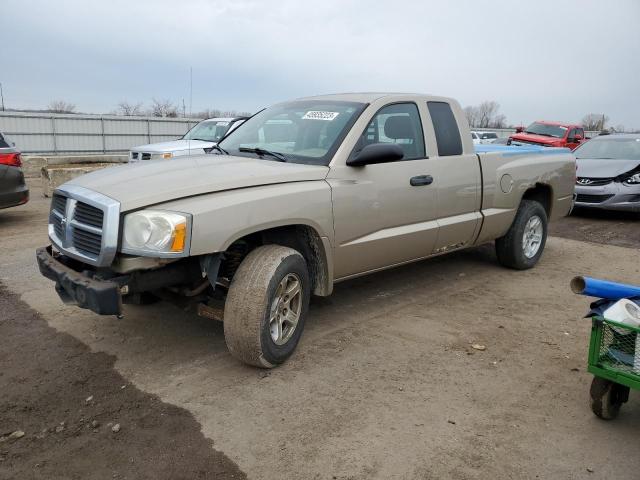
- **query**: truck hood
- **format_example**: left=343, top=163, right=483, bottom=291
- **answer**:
left=131, top=139, right=214, bottom=153
left=66, top=154, right=329, bottom=211
left=510, top=133, right=559, bottom=145
left=576, top=158, right=640, bottom=178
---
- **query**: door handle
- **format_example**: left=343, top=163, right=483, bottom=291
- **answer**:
left=410, top=175, right=433, bottom=186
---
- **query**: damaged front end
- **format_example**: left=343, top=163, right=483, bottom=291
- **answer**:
left=36, top=246, right=218, bottom=317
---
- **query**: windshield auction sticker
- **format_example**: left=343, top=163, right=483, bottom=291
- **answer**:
left=302, top=111, right=340, bottom=121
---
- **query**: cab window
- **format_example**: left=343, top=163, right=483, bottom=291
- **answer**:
left=427, top=101, right=463, bottom=156
left=354, top=103, right=425, bottom=161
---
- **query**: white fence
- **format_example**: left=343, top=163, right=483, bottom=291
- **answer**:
left=0, top=112, right=202, bottom=154
left=0, top=111, right=600, bottom=155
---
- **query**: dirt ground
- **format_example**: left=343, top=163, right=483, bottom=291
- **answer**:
left=1, top=180, right=639, bottom=480
left=550, top=207, right=640, bottom=249
left=0, top=286, right=245, bottom=480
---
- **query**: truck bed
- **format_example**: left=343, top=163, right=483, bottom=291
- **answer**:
left=472, top=143, right=576, bottom=246
left=475, top=144, right=571, bottom=155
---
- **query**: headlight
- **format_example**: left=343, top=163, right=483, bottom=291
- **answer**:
left=121, top=210, right=191, bottom=257
left=624, top=172, right=640, bottom=185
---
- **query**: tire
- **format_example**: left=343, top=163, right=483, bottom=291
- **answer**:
left=495, top=200, right=548, bottom=270
left=590, top=377, right=629, bottom=420
left=223, top=245, right=310, bottom=368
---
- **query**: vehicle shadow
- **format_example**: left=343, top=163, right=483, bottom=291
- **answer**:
left=571, top=207, right=640, bottom=221
left=40, top=244, right=501, bottom=377
left=0, top=208, right=42, bottom=226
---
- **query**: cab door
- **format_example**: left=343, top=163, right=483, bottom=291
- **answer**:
left=328, top=102, right=440, bottom=279
left=425, top=101, right=482, bottom=253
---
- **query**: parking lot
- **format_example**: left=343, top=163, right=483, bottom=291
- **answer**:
left=1, top=179, right=639, bottom=480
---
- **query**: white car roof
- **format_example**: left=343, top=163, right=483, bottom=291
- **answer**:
left=202, top=117, right=240, bottom=122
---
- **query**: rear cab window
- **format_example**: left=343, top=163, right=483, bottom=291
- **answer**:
left=0, top=133, right=9, bottom=148
left=427, top=102, right=462, bottom=156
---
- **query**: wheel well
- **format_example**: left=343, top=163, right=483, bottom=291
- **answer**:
left=522, top=183, right=552, bottom=218
left=220, top=225, right=330, bottom=296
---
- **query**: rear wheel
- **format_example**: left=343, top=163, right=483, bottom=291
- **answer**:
left=223, top=245, right=310, bottom=368
left=495, top=200, right=548, bottom=269
left=590, top=377, right=629, bottom=420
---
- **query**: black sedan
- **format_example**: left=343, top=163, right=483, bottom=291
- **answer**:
left=0, top=132, right=29, bottom=209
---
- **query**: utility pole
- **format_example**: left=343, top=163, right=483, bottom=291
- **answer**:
left=0, top=82, right=4, bottom=111
left=189, top=67, right=193, bottom=118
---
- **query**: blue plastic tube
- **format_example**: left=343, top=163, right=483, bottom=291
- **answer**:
left=570, top=276, right=640, bottom=300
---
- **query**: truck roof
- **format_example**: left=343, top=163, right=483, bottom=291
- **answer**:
left=294, top=92, right=443, bottom=103
left=533, top=120, right=582, bottom=128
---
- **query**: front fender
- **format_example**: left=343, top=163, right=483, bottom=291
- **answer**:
left=156, top=181, right=334, bottom=256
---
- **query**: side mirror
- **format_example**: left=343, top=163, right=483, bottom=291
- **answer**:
left=347, top=143, right=404, bottom=167
left=573, top=135, right=583, bottom=142
left=515, top=126, right=524, bottom=133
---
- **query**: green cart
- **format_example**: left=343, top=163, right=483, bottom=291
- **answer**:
left=588, top=316, right=640, bottom=419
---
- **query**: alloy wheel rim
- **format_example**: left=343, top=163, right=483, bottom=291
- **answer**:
left=522, top=215, right=543, bottom=258
left=269, top=273, right=302, bottom=345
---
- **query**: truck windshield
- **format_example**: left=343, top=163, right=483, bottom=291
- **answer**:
left=524, top=122, right=567, bottom=138
left=574, top=137, right=640, bottom=160
left=217, top=100, right=366, bottom=165
left=183, top=120, right=233, bottom=142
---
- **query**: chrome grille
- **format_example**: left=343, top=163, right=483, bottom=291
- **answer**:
left=48, top=185, right=120, bottom=267
left=576, top=177, right=613, bottom=186
left=51, top=194, right=67, bottom=239
left=52, top=194, right=67, bottom=213
left=141, top=152, right=151, bottom=160
left=74, top=202, right=104, bottom=228
left=72, top=228, right=102, bottom=256
left=131, top=152, right=139, bottom=160
left=576, top=194, right=614, bottom=204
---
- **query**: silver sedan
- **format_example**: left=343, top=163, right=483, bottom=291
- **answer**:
left=574, top=134, right=640, bottom=212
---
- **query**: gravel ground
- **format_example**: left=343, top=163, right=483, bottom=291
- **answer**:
left=1, top=180, right=639, bottom=479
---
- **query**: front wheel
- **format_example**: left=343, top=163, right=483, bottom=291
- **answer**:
left=223, top=245, right=310, bottom=368
left=495, top=200, right=548, bottom=270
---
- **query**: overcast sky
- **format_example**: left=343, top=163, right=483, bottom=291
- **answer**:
left=2, top=0, right=639, bottom=128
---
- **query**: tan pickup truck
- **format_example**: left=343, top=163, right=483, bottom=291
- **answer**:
left=37, top=93, right=575, bottom=367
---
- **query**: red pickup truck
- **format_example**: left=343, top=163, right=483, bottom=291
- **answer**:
left=508, top=121, right=585, bottom=150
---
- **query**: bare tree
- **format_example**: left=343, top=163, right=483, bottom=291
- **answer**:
left=476, top=101, right=499, bottom=128
left=116, top=101, right=144, bottom=116
left=490, top=113, right=507, bottom=129
left=463, top=101, right=506, bottom=129
left=47, top=100, right=76, bottom=113
left=463, top=106, right=479, bottom=128
left=581, top=113, right=609, bottom=131
left=193, top=108, right=251, bottom=119
left=150, top=98, right=178, bottom=118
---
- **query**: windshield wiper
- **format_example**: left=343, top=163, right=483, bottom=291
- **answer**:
left=526, top=131, right=553, bottom=137
left=238, top=147, right=287, bottom=162
left=209, top=144, right=228, bottom=155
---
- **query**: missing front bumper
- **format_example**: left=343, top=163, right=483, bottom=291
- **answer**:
left=36, top=246, right=123, bottom=315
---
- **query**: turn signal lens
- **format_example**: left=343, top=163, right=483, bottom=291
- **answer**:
left=170, top=222, right=187, bottom=252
